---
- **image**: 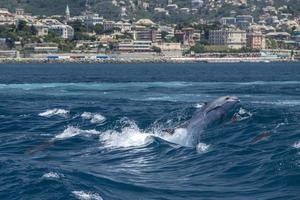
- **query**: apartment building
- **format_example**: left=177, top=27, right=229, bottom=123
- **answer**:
left=209, top=28, right=247, bottom=49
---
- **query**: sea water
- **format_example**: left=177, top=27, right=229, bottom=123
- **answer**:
left=0, top=62, right=300, bottom=200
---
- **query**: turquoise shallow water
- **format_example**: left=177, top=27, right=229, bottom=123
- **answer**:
left=0, top=63, right=300, bottom=200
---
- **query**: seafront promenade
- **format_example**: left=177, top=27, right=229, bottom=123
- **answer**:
left=0, top=50, right=298, bottom=64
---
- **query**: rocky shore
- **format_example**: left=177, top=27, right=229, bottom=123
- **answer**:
left=0, top=56, right=296, bottom=64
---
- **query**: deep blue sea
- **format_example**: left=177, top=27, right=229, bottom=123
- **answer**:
left=0, top=63, right=300, bottom=200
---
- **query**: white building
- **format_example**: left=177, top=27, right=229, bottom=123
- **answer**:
left=86, top=14, right=104, bottom=26
left=209, top=28, right=247, bottom=49
left=118, top=40, right=152, bottom=52
left=49, top=25, right=74, bottom=39
left=0, top=8, right=14, bottom=25
left=114, top=21, right=132, bottom=32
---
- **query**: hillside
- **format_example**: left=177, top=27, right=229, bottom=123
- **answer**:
left=0, top=0, right=299, bottom=22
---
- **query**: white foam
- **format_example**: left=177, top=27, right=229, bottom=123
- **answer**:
left=196, top=143, right=210, bottom=153
left=81, top=112, right=106, bottom=124
left=42, top=172, right=62, bottom=179
left=99, top=119, right=194, bottom=148
left=293, top=141, right=300, bottom=149
left=54, top=126, right=100, bottom=140
left=160, top=128, right=190, bottom=147
left=233, top=107, right=252, bottom=122
left=39, top=109, right=69, bottom=117
left=195, top=103, right=204, bottom=108
left=252, top=100, right=300, bottom=106
left=72, top=191, right=103, bottom=200
left=100, top=122, right=153, bottom=148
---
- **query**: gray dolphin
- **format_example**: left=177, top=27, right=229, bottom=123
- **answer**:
left=171, top=96, right=241, bottom=147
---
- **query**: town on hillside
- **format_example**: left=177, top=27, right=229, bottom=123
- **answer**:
left=0, top=0, right=299, bottom=62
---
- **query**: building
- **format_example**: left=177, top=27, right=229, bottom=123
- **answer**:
left=247, top=32, right=265, bottom=50
left=0, top=50, right=17, bottom=58
left=85, top=14, right=104, bottom=26
left=15, top=8, right=25, bottom=16
left=117, top=40, right=153, bottom=52
left=49, top=25, right=74, bottom=39
left=0, top=8, right=14, bottom=25
left=236, top=15, right=253, bottom=30
left=103, top=21, right=115, bottom=31
left=153, top=42, right=181, bottom=51
left=33, top=25, right=49, bottom=36
left=191, top=0, right=204, bottom=9
left=114, top=21, right=132, bottom=32
left=24, top=43, right=59, bottom=53
left=209, top=28, right=247, bottom=49
left=133, top=27, right=162, bottom=43
left=236, top=15, right=253, bottom=24
left=0, top=38, right=9, bottom=50
left=220, top=17, right=237, bottom=26
left=175, top=27, right=195, bottom=46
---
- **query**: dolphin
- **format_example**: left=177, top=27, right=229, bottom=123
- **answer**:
left=169, top=96, right=241, bottom=147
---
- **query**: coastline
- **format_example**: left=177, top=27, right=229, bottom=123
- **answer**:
left=0, top=57, right=297, bottom=64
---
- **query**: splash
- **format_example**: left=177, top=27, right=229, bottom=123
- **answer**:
left=196, top=143, right=210, bottom=153
left=293, top=141, right=300, bottom=149
left=160, top=128, right=191, bottom=147
left=232, top=107, right=252, bottom=122
left=195, top=103, right=204, bottom=108
left=72, top=191, right=103, bottom=200
left=81, top=112, right=106, bottom=124
left=100, top=119, right=194, bottom=148
left=54, top=126, right=100, bottom=140
left=39, top=109, right=69, bottom=117
left=100, top=121, right=153, bottom=148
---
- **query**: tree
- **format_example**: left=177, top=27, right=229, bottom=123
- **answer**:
left=16, top=20, right=27, bottom=31
left=94, top=24, right=104, bottom=35
left=161, top=31, right=169, bottom=41
left=190, top=43, right=205, bottom=53
left=152, top=46, right=161, bottom=53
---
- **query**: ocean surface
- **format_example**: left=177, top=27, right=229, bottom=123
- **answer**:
left=0, top=62, right=300, bottom=200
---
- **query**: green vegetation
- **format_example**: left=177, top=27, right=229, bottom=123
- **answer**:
left=187, top=42, right=260, bottom=54
left=0, top=20, right=39, bottom=48
left=152, top=46, right=162, bottom=53
left=266, top=39, right=278, bottom=49
left=1, top=0, right=298, bottom=25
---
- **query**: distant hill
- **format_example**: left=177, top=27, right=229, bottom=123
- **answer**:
left=0, top=0, right=299, bottom=23
left=0, top=0, right=121, bottom=19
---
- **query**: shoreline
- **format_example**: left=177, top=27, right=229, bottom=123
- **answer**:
left=0, top=57, right=297, bottom=64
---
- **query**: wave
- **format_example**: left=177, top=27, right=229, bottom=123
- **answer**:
left=81, top=112, right=106, bottom=124
left=0, top=82, right=193, bottom=90
left=100, top=120, right=154, bottom=148
left=42, top=172, right=63, bottom=179
left=1, top=81, right=300, bottom=91
left=39, top=109, right=69, bottom=117
left=100, top=119, right=195, bottom=148
left=54, top=126, right=100, bottom=140
left=194, top=103, right=204, bottom=108
left=72, top=191, right=103, bottom=200
left=251, top=100, right=300, bottom=106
